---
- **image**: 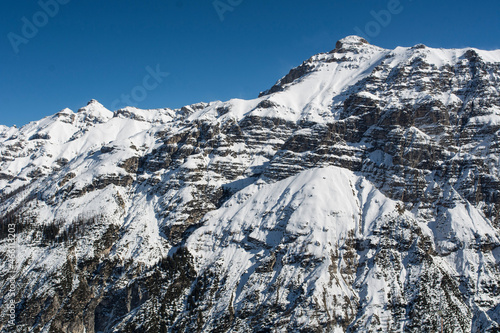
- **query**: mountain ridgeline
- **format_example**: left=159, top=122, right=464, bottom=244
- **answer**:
left=1, top=36, right=500, bottom=332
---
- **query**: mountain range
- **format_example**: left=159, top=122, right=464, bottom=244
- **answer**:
left=1, top=36, right=500, bottom=332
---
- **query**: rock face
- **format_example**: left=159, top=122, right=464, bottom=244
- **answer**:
left=1, top=36, right=500, bottom=332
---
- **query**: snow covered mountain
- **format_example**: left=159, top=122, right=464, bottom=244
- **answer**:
left=1, top=36, right=500, bottom=332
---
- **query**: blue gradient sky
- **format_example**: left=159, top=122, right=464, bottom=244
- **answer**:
left=1, top=0, right=499, bottom=126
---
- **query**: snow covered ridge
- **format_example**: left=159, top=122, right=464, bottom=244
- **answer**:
left=1, top=37, right=500, bottom=332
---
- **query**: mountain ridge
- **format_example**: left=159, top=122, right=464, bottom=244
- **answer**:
left=1, top=37, right=500, bottom=332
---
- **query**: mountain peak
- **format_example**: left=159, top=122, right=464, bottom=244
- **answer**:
left=76, top=99, right=113, bottom=122
left=335, top=35, right=369, bottom=50
left=78, top=99, right=104, bottom=112
left=259, top=36, right=377, bottom=98
left=86, top=99, right=102, bottom=107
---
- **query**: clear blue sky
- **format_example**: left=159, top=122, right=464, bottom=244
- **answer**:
left=1, top=0, right=499, bottom=126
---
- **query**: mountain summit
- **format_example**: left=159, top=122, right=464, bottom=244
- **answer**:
left=335, top=35, right=370, bottom=49
left=1, top=38, right=500, bottom=332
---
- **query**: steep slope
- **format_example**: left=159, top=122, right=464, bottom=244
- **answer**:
left=0, top=36, right=499, bottom=332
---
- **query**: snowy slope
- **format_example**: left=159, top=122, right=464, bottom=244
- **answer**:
left=184, top=166, right=499, bottom=332
left=187, top=166, right=400, bottom=331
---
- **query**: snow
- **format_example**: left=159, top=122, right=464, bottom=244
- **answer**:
left=476, top=49, right=500, bottom=63
left=77, top=99, right=114, bottom=121
left=468, top=113, right=500, bottom=126
left=187, top=166, right=404, bottom=320
left=337, top=35, right=369, bottom=46
left=357, top=91, right=380, bottom=100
